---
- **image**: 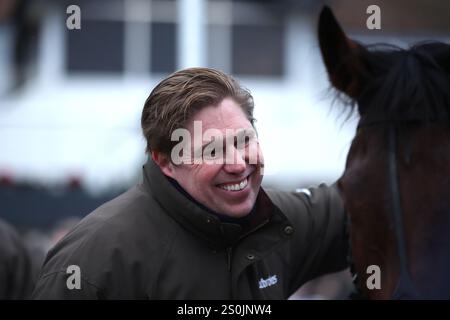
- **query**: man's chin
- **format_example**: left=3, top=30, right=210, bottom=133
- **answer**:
left=219, top=202, right=255, bottom=218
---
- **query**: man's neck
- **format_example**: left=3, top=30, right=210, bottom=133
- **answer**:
left=165, top=175, right=256, bottom=227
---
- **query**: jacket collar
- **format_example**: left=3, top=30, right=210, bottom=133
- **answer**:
left=142, top=158, right=278, bottom=249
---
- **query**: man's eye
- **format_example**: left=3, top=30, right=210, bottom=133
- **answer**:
left=234, top=136, right=251, bottom=147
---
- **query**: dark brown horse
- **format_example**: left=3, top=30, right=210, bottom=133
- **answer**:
left=318, top=7, right=450, bottom=299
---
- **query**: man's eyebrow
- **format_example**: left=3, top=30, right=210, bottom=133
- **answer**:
left=219, top=128, right=255, bottom=141
left=196, top=128, right=255, bottom=150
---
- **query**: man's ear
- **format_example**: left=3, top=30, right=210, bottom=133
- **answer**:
left=151, top=150, right=176, bottom=178
left=318, top=6, right=367, bottom=98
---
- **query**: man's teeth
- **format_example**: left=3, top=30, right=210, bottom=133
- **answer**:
left=219, top=178, right=248, bottom=191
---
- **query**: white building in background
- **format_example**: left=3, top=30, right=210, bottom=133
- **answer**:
left=0, top=0, right=359, bottom=193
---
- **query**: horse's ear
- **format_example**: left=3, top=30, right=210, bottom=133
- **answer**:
left=318, top=6, right=367, bottom=98
left=431, top=44, right=450, bottom=76
left=414, top=42, right=450, bottom=76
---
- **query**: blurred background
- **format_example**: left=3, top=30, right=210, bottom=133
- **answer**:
left=0, top=0, right=449, bottom=299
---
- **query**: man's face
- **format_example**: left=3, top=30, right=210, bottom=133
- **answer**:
left=158, top=98, right=264, bottom=218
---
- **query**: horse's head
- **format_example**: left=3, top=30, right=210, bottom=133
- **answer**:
left=318, top=6, right=450, bottom=299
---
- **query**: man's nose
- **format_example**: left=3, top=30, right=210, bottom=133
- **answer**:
left=223, top=148, right=247, bottom=174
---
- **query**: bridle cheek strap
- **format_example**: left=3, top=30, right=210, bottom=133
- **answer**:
left=387, top=124, right=419, bottom=299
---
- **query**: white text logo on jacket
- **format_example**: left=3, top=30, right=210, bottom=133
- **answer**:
left=259, top=275, right=278, bottom=289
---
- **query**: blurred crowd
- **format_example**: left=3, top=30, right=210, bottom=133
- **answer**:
left=0, top=216, right=80, bottom=299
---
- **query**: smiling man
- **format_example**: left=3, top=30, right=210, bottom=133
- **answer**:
left=32, top=68, right=348, bottom=299
left=156, top=97, right=263, bottom=218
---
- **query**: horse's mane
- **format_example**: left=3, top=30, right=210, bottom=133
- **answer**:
left=345, top=41, right=450, bottom=124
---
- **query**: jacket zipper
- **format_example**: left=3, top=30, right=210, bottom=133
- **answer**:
left=227, top=246, right=234, bottom=298
left=226, top=247, right=232, bottom=272
left=227, top=218, right=270, bottom=298
left=226, top=218, right=271, bottom=272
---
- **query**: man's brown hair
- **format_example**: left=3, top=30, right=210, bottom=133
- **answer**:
left=141, top=67, right=255, bottom=154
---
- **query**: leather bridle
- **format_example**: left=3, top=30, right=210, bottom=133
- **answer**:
left=346, top=122, right=420, bottom=299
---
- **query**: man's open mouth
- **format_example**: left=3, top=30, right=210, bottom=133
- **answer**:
left=217, top=177, right=248, bottom=192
